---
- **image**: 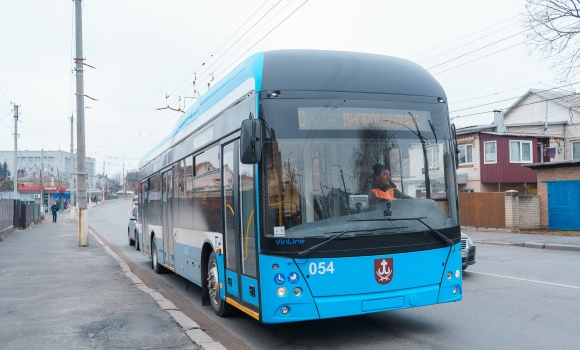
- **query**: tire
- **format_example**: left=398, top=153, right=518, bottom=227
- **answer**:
left=152, top=238, right=164, bottom=274
left=128, top=228, right=135, bottom=246
left=135, top=231, right=140, bottom=251
left=207, top=252, right=236, bottom=317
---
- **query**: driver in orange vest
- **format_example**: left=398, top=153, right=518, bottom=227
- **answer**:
left=369, top=164, right=410, bottom=204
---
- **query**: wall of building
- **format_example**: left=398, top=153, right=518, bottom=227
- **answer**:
left=457, top=133, right=481, bottom=183
left=536, top=166, right=580, bottom=228
left=504, top=190, right=540, bottom=230
left=479, top=133, right=540, bottom=183
left=505, top=94, right=572, bottom=124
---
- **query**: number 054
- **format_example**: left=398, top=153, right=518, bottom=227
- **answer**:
left=308, top=261, right=335, bottom=275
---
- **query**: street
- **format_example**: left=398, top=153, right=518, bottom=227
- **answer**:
left=90, top=199, right=580, bottom=350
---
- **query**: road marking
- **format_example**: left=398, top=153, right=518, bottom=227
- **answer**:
left=470, top=271, right=580, bottom=290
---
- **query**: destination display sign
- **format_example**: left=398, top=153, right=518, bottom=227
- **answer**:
left=297, top=107, right=430, bottom=130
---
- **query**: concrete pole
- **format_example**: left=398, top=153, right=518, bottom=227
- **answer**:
left=75, top=0, right=88, bottom=246
left=13, top=105, right=18, bottom=199
left=102, top=160, right=105, bottom=203
left=70, top=114, right=75, bottom=221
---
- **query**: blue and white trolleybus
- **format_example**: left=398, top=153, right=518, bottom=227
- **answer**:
left=138, top=50, right=463, bottom=324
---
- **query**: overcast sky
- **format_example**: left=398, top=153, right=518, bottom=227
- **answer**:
left=0, top=0, right=564, bottom=177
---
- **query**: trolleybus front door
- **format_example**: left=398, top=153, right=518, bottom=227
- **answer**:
left=222, top=139, right=260, bottom=317
left=162, top=170, right=175, bottom=269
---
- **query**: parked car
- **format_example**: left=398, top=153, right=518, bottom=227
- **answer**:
left=128, top=205, right=141, bottom=251
left=461, top=232, right=476, bottom=270
left=116, top=190, right=124, bottom=195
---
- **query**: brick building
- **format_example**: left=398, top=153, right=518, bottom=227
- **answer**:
left=523, top=160, right=580, bottom=230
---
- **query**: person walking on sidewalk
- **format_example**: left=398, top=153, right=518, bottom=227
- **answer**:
left=50, top=201, right=59, bottom=223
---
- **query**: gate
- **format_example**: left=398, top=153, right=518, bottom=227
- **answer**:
left=459, top=192, right=505, bottom=228
left=546, top=180, right=580, bottom=230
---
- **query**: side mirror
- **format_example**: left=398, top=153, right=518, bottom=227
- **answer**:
left=240, top=115, right=263, bottom=164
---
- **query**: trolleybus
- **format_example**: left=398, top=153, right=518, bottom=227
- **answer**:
left=138, top=50, right=463, bottom=323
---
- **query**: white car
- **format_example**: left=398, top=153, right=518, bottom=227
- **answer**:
left=461, top=232, right=476, bottom=270
left=127, top=205, right=141, bottom=251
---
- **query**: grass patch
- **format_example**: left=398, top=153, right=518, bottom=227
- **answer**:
left=518, top=229, right=580, bottom=236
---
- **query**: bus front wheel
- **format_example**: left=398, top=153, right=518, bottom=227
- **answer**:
left=207, top=252, right=236, bottom=317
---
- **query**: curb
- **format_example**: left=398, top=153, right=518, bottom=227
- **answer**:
left=88, top=229, right=227, bottom=350
left=475, top=240, right=580, bottom=252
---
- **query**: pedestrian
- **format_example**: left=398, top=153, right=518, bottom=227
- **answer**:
left=50, top=201, right=59, bottom=223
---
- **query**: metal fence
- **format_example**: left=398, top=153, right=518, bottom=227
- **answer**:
left=19, top=203, right=35, bottom=229
left=0, top=199, right=13, bottom=232
left=459, top=192, right=506, bottom=229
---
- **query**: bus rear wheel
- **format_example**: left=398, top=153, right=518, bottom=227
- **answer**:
left=207, top=252, right=236, bottom=317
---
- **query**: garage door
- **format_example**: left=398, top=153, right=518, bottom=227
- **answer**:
left=547, top=180, right=580, bottom=230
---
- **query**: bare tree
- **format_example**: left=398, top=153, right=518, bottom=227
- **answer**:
left=523, top=0, right=580, bottom=81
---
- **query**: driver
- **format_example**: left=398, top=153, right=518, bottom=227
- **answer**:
left=369, top=164, right=410, bottom=203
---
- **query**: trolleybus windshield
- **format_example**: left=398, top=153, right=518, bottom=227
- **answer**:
left=259, top=98, right=460, bottom=256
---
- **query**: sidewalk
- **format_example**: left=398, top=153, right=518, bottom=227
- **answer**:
left=462, top=227, right=580, bottom=252
left=0, top=216, right=197, bottom=349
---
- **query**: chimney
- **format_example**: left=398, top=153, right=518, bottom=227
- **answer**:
left=493, top=110, right=506, bottom=133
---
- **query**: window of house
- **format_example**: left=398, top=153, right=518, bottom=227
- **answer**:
left=572, top=141, right=580, bottom=160
left=427, top=146, right=438, bottom=168
left=458, top=144, right=473, bottom=164
left=484, top=141, right=496, bottom=164
left=510, top=140, right=532, bottom=163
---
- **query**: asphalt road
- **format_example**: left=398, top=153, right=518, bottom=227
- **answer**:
left=90, top=199, right=580, bottom=350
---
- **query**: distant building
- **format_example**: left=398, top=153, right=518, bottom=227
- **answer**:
left=455, top=89, right=580, bottom=194
left=0, top=150, right=97, bottom=190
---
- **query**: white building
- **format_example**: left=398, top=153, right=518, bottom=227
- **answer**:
left=0, top=150, right=97, bottom=189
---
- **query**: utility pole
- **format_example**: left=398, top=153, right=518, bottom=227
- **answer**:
left=69, top=114, right=75, bottom=222
left=102, top=160, right=105, bottom=202
left=40, top=149, right=44, bottom=218
left=13, top=105, right=18, bottom=199
left=74, top=0, right=88, bottom=246
left=123, top=163, right=127, bottom=199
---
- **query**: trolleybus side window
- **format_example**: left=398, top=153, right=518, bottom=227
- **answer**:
left=193, top=146, right=221, bottom=232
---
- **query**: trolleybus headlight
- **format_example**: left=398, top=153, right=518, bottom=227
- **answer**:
left=453, top=287, right=458, bottom=294
left=277, top=286, right=287, bottom=297
left=281, top=306, right=290, bottom=315
left=272, top=264, right=279, bottom=270
left=447, top=272, right=452, bottom=280
left=455, top=269, right=460, bottom=278
left=293, top=287, right=302, bottom=297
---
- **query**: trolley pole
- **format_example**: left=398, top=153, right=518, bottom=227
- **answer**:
left=74, top=0, right=88, bottom=246
left=13, top=105, right=18, bottom=199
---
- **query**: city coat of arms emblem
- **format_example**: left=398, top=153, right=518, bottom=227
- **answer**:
left=374, top=258, right=393, bottom=284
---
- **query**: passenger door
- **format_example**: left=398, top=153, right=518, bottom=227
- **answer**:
left=162, top=170, right=175, bottom=268
left=222, top=139, right=260, bottom=316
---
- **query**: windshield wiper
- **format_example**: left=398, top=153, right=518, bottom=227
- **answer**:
left=348, top=217, right=453, bottom=246
left=297, top=227, right=399, bottom=257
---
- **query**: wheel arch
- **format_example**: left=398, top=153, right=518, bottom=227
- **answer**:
left=201, top=242, right=214, bottom=306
